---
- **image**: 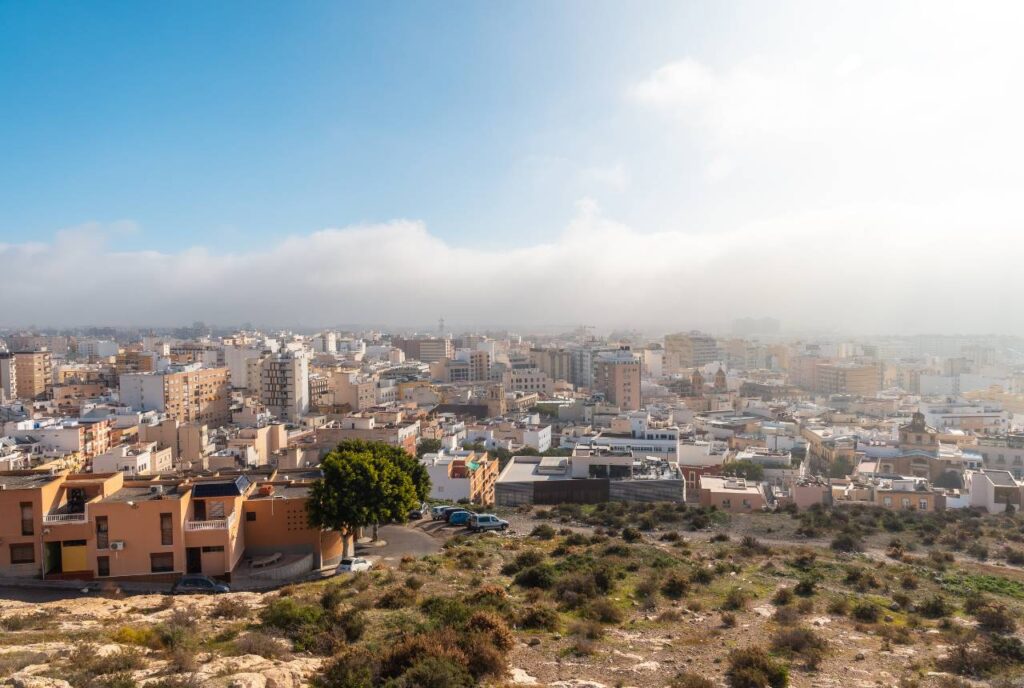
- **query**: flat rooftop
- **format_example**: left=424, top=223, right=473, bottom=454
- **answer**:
left=247, top=485, right=312, bottom=500
left=0, top=472, right=61, bottom=490
left=103, top=485, right=185, bottom=503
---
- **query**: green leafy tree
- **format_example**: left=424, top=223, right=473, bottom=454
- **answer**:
left=416, top=438, right=443, bottom=459
left=722, top=460, right=765, bottom=481
left=307, top=442, right=421, bottom=551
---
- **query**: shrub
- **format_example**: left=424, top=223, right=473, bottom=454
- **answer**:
left=518, top=604, right=559, bottom=631
left=669, top=672, right=716, bottom=688
left=377, top=585, right=417, bottom=609
left=530, top=524, right=556, bottom=540
left=661, top=572, right=690, bottom=599
left=918, top=594, right=951, bottom=619
left=233, top=631, right=291, bottom=660
left=974, top=603, right=1017, bottom=634
left=465, top=611, right=515, bottom=652
left=110, top=625, right=159, bottom=648
left=314, top=647, right=376, bottom=688
left=772, top=626, right=828, bottom=669
left=320, top=585, right=346, bottom=612
left=395, top=656, right=474, bottom=688
left=585, top=598, right=624, bottom=624
left=513, top=564, right=556, bottom=589
left=794, top=579, right=816, bottom=597
left=726, top=646, right=789, bottom=688
left=260, top=597, right=323, bottom=632
left=721, top=612, right=737, bottom=628
left=421, top=596, right=472, bottom=627
left=773, top=606, right=800, bottom=626
left=773, top=588, right=794, bottom=606
left=831, top=532, right=863, bottom=553
left=722, top=586, right=749, bottom=611
left=210, top=596, right=250, bottom=619
left=621, top=527, right=643, bottom=543
left=852, top=602, right=880, bottom=623
left=569, top=619, right=605, bottom=640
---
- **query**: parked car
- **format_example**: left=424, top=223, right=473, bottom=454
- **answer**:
left=448, top=510, right=472, bottom=526
left=468, top=513, right=509, bottom=532
left=430, top=505, right=451, bottom=520
left=439, top=506, right=465, bottom=521
left=337, top=557, right=373, bottom=573
left=171, top=574, right=230, bottom=594
left=408, top=503, right=428, bottom=520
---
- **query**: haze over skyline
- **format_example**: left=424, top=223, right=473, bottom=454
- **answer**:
left=3, top=1, right=1023, bottom=333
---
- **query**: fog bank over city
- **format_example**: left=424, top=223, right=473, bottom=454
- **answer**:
left=2, top=193, right=1021, bottom=334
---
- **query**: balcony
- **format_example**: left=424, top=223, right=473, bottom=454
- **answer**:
left=43, top=511, right=88, bottom=525
left=185, top=510, right=237, bottom=531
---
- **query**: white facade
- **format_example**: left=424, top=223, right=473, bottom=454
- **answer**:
left=118, top=373, right=167, bottom=413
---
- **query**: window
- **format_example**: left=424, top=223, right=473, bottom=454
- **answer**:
left=150, top=552, right=174, bottom=573
left=20, top=502, right=33, bottom=535
left=245, top=511, right=256, bottom=522
left=160, top=513, right=173, bottom=546
left=919, top=499, right=928, bottom=511
left=96, top=516, right=109, bottom=550
left=201, top=546, right=224, bottom=553
left=97, top=556, right=110, bottom=577
left=721, top=499, right=731, bottom=508
left=901, top=498, right=911, bottom=508
left=883, top=496, right=892, bottom=506
left=10, top=543, right=34, bottom=564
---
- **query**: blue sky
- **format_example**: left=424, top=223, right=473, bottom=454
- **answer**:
left=0, top=1, right=728, bottom=251
left=3, top=2, right=1023, bottom=332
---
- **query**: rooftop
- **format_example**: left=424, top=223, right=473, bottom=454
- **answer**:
left=103, top=485, right=185, bottom=503
left=0, top=472, right=62, bottom=490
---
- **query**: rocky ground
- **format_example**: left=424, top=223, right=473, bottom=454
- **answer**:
left=2, top=504, right=1023, bottom=687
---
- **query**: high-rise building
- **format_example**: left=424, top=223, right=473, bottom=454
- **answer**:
left=119, top=365, right=231, bottom=426
left=664, top=332, right=720, bottom=374
left=13, top=349, right=53, bottom=400
left=259, top=351, right=310, bottom=421
left=530, top=348, right=572, bottom=382
left=0, top=352, right=17, bottom=403
left=391, top=337, right=453, bottom=363
left=593, top=347, right=642, bottom=411
left=814, top=362, right=881, bottom=397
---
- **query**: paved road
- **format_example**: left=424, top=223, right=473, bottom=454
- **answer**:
left=355, top=523, right=444, bottom=567
left=0, top=585, right=130, bottom=603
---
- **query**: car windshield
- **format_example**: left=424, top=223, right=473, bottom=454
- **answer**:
left=341, top=559, right=353, bottom=565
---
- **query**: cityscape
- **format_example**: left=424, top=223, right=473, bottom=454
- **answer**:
left=3, top=2, right=1024, bottom=688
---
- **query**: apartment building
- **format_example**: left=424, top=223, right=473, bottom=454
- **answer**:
left=120, top=365, right=231, bottom=427
left=0, top=352, right=17, bottom=402
left=13, top=350, right=53, bottom=400
left=258, top=352, right=310, bottom=422
left=664, top=332, right=719, bottom=374
left=114, top=350, right=158, bottom=374
left=420, top=450, right=500, bottom=505
left=0, top=469, right=343, bottom=581
left=11, top=418, right=112, bottom=459
left=530, top=348, right=572, bottom=383
left=503, top=366, right=554, bottom=396
left=814, top=362, right=881, bottom=397
left=92, top=441, right=173, bottom=476
left=310, top=414, right=419, bottom=456
left=593, top=347, right=642, bottom=411
left=392, top=337, right=453, bottom=363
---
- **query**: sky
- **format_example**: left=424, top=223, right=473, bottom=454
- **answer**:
left=2, top=1, right=1024, bottom=334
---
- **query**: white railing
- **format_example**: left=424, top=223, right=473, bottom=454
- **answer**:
left=43, top=512, right=88, bottom=525
left=185, top=510, right=237, bottom=531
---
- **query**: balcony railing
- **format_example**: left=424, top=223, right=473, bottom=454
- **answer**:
left=185, top=510, right=237, bottom=532
left=43, top=512, right=88, bottom=525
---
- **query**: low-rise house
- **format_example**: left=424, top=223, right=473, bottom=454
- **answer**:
left=698, top=475, right=768, bottom=513
left=962, top=469, right=1024, bottom=513
left=420, top=450, right=499, bottom=505
left=495, top=449, right=685, bottom=506
left=92, top=441, right=173, bottom=476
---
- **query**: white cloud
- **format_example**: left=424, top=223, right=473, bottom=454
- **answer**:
left=3, top=193, right=1023, bottom=334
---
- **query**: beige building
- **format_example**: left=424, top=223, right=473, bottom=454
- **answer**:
left=593, top=348, right=642, bottom=411
left=119, top=366, right=231, bottom=427
left=13, top=350, right=53, bottom=400
left=664, top=332, right=719, bottom=374
left=530, top=348, right=572, bottom=383
left=814, top=362, right=881, bottom=397
left=258, top=352, right=310, bottom=422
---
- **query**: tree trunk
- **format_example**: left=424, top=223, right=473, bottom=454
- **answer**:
left=372, top=522, right=379, bottom=541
